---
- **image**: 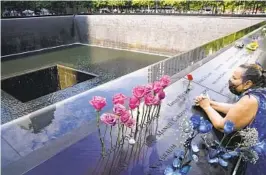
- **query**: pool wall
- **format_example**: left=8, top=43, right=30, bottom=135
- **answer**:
left=1, top=15, right=265, bottom=56
left=1, top=16, right=79, bottom=56
left=75, top=15, right=265, bottom=55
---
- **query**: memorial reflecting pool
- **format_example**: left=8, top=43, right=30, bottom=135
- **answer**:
left=2, top=45, right=167, bottom=78
left=1, top=45, right=167, bottom=124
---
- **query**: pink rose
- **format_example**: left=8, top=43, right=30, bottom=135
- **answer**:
left=153, top=81, right=163, bottom=94
left=112, top=93, right=127, bottom=105
left=120, top=111, right=131, bottom=124
left=113, top=104, right=127, bottom=116
left=144, top=93, right=155, bottom=106
left=153, top=96, right=161, bottom=105
left=132, top=86, right=146, bottom=99
left=100, top=113, right=117, bottom=126
left=89, top=96, right=106, bottom=111
left=158, top=90, right=166, bottom=100
left=160, top=75, right=171, bottom=88
left=125, top=118, right=136, bottom=128
left=129, top=96, right=140, bottom=110
left=145, top=83, right=153, bottom=95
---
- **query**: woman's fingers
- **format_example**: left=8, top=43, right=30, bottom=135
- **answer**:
left=194, top=94, right=209, bottom=104
left=194, top=96, right=203, bottom=105
left=194, top=99, right=200, bottom=103
left=194, top=94, right=211, bottom=107
left=194, top=96, right=204, bottom=101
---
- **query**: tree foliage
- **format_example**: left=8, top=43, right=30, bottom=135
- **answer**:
left=1, top=0, right=266, bottom=15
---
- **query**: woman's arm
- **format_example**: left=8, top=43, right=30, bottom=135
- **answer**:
left=210, top=100, right=234, bottom=114
left=194, top=95, right=234, bottom=114
left=199, top=95, right=258, bottom=131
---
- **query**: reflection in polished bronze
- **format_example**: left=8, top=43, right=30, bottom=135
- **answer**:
left=93, top=115, right=160, bottom=175
left=19, top=106, right=56, bottom=133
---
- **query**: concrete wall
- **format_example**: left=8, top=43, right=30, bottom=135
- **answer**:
left=1, top=16, right=79, bottom=56
left=75, top=15, right=265, bottom=55
left=1, top=15, right=265, bottom=57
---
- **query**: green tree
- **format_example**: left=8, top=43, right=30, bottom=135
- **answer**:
left=199, top=0, right=216, bottom=14
left=92, top=0, right=108, bottom=9
left=160, top=0, right=177, bottom=7
left=107, top=0, right=126, bottom=11
left=39, top=1, right=52, bottom=9
left=50, top=1, right=67, bottom=14
left=253, top=1, right=266, bottom=14
left=132, top=0, right=154, bottom=9
left=160, top=0, right=186, bottom=12
left=224, top=0, right=237, bottom=13
left=190, top=1, right=203, bottom=12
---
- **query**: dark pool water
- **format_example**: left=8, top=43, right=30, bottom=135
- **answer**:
left=1, top=45, right=167, bottom=124
left=1, top=45, right=167, bottom=78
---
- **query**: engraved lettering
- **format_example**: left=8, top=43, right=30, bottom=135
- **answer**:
left=219, top=83, right=229, bottom=93
left=226, top=56, right=233, bottom=61
left=228, top=60, right=238, bottom=69
left=214, top=63, right=223, bottom=70
left=167, top=91, right=187, bottom=106
left=148, top=144, right=177, bottom=175
left=197, top=72, right=212, bottom=83
left=212, top=72, right=226, bottom=84
left=172, top=109, right=186, bottom=122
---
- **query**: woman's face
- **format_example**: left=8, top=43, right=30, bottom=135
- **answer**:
left=228, top=67, right=251, bottom=95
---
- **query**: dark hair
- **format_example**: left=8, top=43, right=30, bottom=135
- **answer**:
left=239, top=63, right=266, bottom=88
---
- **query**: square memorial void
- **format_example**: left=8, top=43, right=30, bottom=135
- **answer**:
left=1, top=65, right=96, bottom=102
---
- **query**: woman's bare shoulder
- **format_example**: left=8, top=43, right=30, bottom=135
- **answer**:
left=236, top=94, right=258, bottom=111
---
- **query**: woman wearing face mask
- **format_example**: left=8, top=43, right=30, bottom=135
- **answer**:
left=194, top=63, right=266, bottom=175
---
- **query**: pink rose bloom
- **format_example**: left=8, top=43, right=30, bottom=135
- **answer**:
left=100, top=113, right=117, bottom=126
left=89, top=96, right=106, bottom=111
left=132, top=86, right=146, bottom=99
left=153, top=96, right=161, bottom=105
left=158, top=90, right=166, bottom=100
left=125, top=118, right=136, bottom=128
left=145, top=83, right=153, bottom=95
left=160, top=75, right=171, bottom=88
left=129, top=96, right=140, bottom=110
left=120, top=111, right=131, bottom=124
left=112, top=93, right=127, bottom=105
left=144, top=93, right=155, bottom=106
left=113, top=104, right=127, bottom=116
left=153, top=81, right=163, bottom=94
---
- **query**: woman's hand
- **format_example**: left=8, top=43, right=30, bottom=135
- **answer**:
left=194, top=94, right=211, bottom=109
left=194, top=95, right=204, bottom=105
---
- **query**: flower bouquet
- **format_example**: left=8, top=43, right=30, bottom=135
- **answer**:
left=188, top=115, right=263, bottom=169
left=89, top=75, right=171, bottom=157
left=202, top=120, right=263, bottom=168
left=165, top=113, right=264, bottom=175
left=246, top=41, right=259, bottom=51
left=164, top=115, right=213, bottom=175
